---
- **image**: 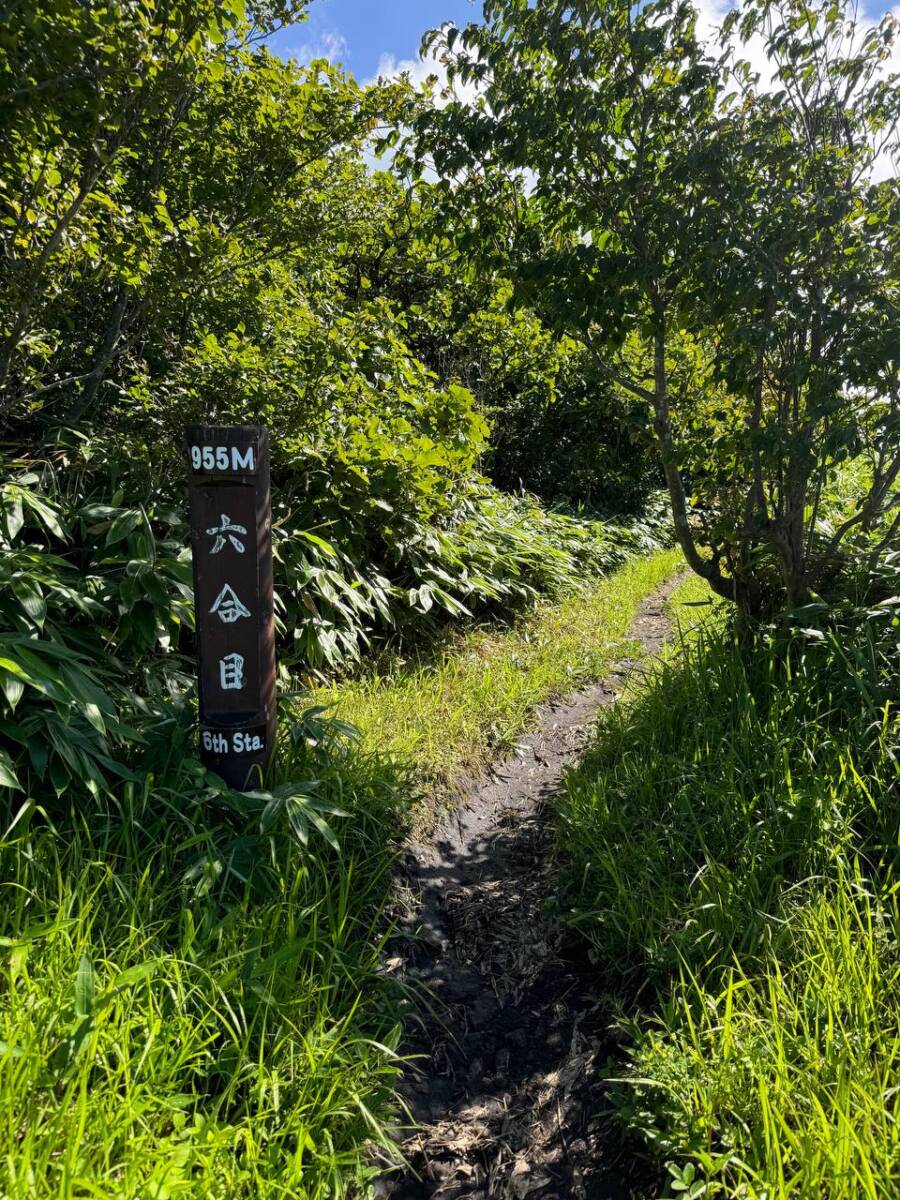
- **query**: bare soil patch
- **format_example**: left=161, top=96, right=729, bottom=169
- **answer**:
left=378, top=574, right=685, bottom=1199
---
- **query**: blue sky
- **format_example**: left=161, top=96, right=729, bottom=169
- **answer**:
left=268, top=0, right=898, bottom=85
left=268, top=1, right=483, bottom=82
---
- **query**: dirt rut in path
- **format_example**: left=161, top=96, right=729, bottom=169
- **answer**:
left=380, top=574, right=685, bottom=1200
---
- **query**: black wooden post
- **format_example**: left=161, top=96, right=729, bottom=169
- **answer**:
left=185, top=425, right=277, bottom=789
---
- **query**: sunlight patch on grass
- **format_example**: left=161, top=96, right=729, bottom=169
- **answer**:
left=308, top=548, right=684, bottom=792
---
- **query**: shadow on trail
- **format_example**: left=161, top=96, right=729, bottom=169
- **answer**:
left=388, top=795, right=645, bottom=1198
left=378, top=574, right=686, bottom=1199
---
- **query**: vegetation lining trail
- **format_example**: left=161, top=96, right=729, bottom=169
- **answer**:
left=310, top=549, right=681, bottom=800
left=382, top=572, right=687, bottom=1198
left=558, top=567, right=900, bottom=1198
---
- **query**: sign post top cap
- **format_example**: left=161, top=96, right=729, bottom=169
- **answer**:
left=184, top=423, right=268, bottom=439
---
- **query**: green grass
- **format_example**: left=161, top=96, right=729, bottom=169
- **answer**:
left=557, top=573, right=900, bottom=1198
left=0, top=715, right=407, bottom=1199
left=0, top=549, right=683, bottom=1198
left=309, top=547, right=683, bottom=794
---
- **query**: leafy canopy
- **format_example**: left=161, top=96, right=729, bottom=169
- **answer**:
left=418, top=0, right=900, bottom=612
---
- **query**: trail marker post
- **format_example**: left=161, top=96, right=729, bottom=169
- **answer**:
left=185, top=425, right=277, bottom=789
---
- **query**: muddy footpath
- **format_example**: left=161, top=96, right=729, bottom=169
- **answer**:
left=377, top=575, right=686, bottom=1200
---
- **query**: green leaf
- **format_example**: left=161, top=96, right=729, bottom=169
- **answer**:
left=105, top=510, right=142, bottom=546
left=21, top=492, right=65, bottom=540
left=5, top=496, right=23, bottom=542
left=285, top=797, right=310, bottom=846
left=75, top=955, right=95, bottom=1020
left=82, top=702, right=106, bottom=735
left=304, top=806, right=341, bottom=852
left=0, top=672, right=25, bottom=711
left=0, top=749, right=21, bottom=791
left=110, top=962, right=157, bottom=990
left=11, top=576, right=46, bottom=628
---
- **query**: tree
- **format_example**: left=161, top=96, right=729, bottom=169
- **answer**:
left=336, top=170, right=658, bottom=511
left=416, top=0, right=900, bottom=612
left=0, top=0, right=383, bottom=437
left=706, top=0, right=900, bottom=605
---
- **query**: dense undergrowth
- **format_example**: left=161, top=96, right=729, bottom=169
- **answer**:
left=0, top=437, right=671, bottom=804
left=0, top=434, right=673, bottom=1197
left=558, top=561, right=900, bottom=1198
left=0, top=707, right=407, bottom=1198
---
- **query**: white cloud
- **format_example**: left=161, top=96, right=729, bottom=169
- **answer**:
left=365, top=45, right=484, bottom=111
left=694, top=0, right=898, bottom=82
left=872, top=6, right=900, bottom=180
left=283, top=27, right=348, bottom=66
left=361, top=3, right=898, bottom=182
left=695, top=0, right=774, bottom=84
left=368, top=51, right=438, bottom=90
left=361, top=42, right=487, bottom=180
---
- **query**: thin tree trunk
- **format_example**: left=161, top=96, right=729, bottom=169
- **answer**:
left=650, top=323, right=737, bottom=604
left=64, top=283, right=131, bottom=425
left=0, top=168, right=104, bottom=396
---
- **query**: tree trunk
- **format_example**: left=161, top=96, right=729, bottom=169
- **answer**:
left=649, top=323, right=744, bottom=606
left=64, top=283, right=131, bottom=425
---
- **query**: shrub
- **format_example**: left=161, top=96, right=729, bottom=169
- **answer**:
left=0, top=427, right=672, bottom=808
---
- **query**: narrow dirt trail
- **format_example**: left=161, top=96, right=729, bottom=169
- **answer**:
left=380, top=574, right=685, bottom=1200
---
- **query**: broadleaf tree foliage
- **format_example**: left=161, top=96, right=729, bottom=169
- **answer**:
left=0, top=0, right=898, bottom=1192
left=417, top=0, right=900, bottom=613
left=0, top=0, right=669, bottom=805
